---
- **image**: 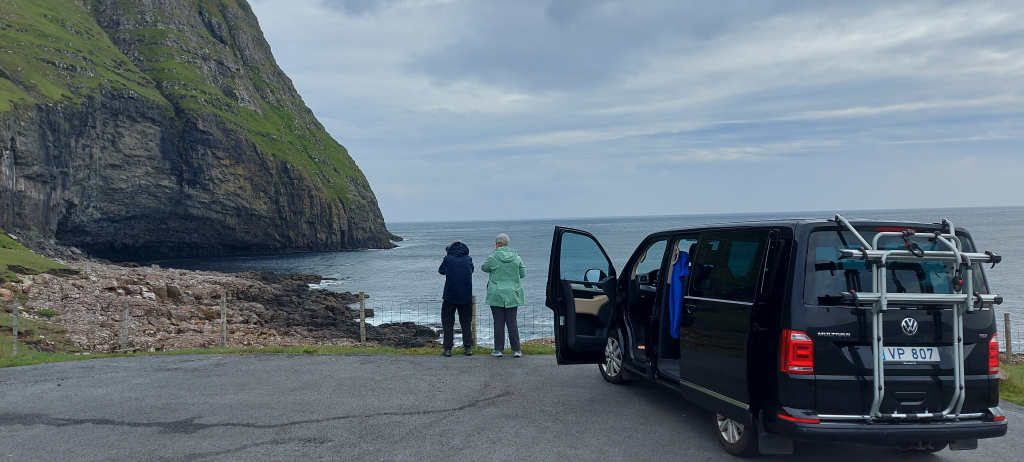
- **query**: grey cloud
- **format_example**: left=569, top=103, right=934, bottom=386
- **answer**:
left=319, top=0, right=402, bottom=16
left=252, top=0, right=1024, bottom=221
left=408, top=0, right=897, bottom=92
left=544, top=0, right=598, bottom=27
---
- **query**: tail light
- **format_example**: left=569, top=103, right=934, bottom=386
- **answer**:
left=989, top=332, right=999, bottom=375
left=780, top=329, right=814, bottom=375
left=777, top=413, right=820, bottom=424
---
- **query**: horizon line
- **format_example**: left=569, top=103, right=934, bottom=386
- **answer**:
left=386, top=204, right=1024, bottom=225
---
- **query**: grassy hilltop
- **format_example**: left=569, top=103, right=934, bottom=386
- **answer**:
left=0, top=0, right=362, bottom=202
left=0, top=0, right=393, bottom=260
left=0, top=0, right=161, bottom=109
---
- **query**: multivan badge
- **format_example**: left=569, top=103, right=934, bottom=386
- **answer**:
left=901, top=317, right=919, bottom=336
left=816, top=332, right=851, bottom=338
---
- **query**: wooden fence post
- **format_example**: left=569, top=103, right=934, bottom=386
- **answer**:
left=1005, top=312, right=1013, bottom=363
left=359, top=292, right=366, bottom=347
left=11, top=302, right=18, bottom=356
left=220, top=293, right=227, bottom=349
left=471, top=295, right=478, bottom=348
left=120, top=300, right=130, bottom=351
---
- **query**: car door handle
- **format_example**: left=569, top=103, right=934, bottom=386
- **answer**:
left=684, top=304, right=696, bottom=314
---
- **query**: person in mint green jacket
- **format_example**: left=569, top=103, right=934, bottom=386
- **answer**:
left=481, top=233, right=526, bottom=357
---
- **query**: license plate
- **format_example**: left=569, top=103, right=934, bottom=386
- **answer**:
left=882, top=346, right=940, bottom=363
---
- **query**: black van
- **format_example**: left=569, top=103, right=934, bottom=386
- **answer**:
left=545, top=216, right=1007, bottom=456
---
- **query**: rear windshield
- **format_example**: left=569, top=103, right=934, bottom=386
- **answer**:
left=804, top=229, right=989, bottom=306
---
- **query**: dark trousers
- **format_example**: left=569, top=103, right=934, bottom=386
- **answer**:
left=441, top=300, right=474, bottom=349
left=490, top=306, right=521, bottom=351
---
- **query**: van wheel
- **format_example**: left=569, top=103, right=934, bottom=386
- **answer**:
left=599, top=329, right=631, bottom=385
left=714, top=413, right=759, bottom=457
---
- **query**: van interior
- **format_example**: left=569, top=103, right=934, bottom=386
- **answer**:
left=622, top=236, right=699, bottom=380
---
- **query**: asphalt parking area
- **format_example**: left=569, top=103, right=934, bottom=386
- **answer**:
left=0, top=354, right=1020, bottom=461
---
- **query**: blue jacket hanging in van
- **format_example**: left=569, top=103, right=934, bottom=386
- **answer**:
left=669, top=251, right=690, bottom=339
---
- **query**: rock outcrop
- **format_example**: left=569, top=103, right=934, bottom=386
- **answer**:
left=4, top=260, right=439, bottom=352
left=0, top=0, right=394, bottom=261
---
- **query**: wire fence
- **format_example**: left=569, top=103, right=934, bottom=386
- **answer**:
left=995, top=310, right=1023, bottom=361
left=1, top=330, right=10, bottom=356
left=0, top=296, right=557, bottom=357
left=360, top=297, right=555, bottom=348
left=1, top=303, right=18, bottom=357
left=2, top=298, right=1022, bottom=360
left=1, top=329, right=10, bottom=356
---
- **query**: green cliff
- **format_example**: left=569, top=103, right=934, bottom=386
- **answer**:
left=0, top=0, right=394, bottom=260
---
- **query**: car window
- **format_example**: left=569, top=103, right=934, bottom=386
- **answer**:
left=560, top=232, right=612, bottom=282
left=675, top=238, right=698, bottom=263
left=804, top=230, right=989, bottom=306
left=632, top=239, right=667, bottom=280
left=689, top=230, right=768, bottom=303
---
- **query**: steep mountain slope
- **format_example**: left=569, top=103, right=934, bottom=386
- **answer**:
left=0, top=0, right=394, bottom=260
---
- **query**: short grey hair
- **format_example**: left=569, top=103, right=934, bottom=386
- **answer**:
left=446, top=239, right=461, bottom=250
left=495, top=233, right=510, bottom=246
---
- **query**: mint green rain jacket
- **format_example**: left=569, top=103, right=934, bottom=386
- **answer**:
left=481, top=246, right=526, bottom=308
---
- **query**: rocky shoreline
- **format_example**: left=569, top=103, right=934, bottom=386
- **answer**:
left=1, top=256, right=439, bottom=353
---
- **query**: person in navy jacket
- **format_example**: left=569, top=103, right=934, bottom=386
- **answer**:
left=439, top=240, right=475, bottom=356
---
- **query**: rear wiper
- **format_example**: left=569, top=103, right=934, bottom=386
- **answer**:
left=891, top=267, right=907, bottom=293
left=815, top=261, right=838, bottom=276
left=845, top=269, right=862, bottom=292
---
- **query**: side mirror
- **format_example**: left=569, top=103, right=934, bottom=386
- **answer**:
left=584, top=268, right=607, bottom=282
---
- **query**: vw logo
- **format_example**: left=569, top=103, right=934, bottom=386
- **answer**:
left=901, top=317, right=919, bottom=336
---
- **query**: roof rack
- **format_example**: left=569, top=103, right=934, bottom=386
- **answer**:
left=819, top=214, right=1003, bottom=422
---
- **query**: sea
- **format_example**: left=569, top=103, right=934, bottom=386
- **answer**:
left=151, top=206, right=1024, bottom=351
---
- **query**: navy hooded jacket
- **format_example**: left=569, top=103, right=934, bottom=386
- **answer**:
left=439, top=241, right=474, bottom=305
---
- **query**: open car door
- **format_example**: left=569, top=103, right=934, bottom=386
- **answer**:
left=546, top=227, right=618, bottom=365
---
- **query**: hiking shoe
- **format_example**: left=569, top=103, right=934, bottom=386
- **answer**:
left=442, top=348, right=452, bottom=357
left=491, top=350, right=503, bottom=357
left=464, top=347, right=473, bottom=356
left=513, top=350, right=522, bottom=358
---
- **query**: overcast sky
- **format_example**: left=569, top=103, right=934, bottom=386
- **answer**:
left=249, top=0, right=1024, bottom=223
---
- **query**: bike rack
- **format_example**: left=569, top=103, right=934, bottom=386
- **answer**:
left=815, top=215, right=1003, bottom=422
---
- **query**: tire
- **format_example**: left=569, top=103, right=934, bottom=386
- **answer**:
left=598, top=329, right=632, bottom=385
left=713, top=413, right=759, bottom=457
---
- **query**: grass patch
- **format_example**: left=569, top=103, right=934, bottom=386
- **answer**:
left=0, top=228, right=69, bottom=282
left=0, top=307, right=83, bottom=360
left=0, top=348, right=117, bottom=368
left=0, top=0, right=166, bottom=107
left=1001, top=363, right=1024, bottom=407
left=0, top=343, right=556, bottom=369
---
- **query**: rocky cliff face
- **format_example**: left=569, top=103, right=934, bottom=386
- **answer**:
left=0, top=0, right=394, bottom=261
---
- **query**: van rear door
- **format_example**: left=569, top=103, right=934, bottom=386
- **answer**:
left=802, top=227, right=997, bottom=417
left=546, top=227, right=618, bottom=365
